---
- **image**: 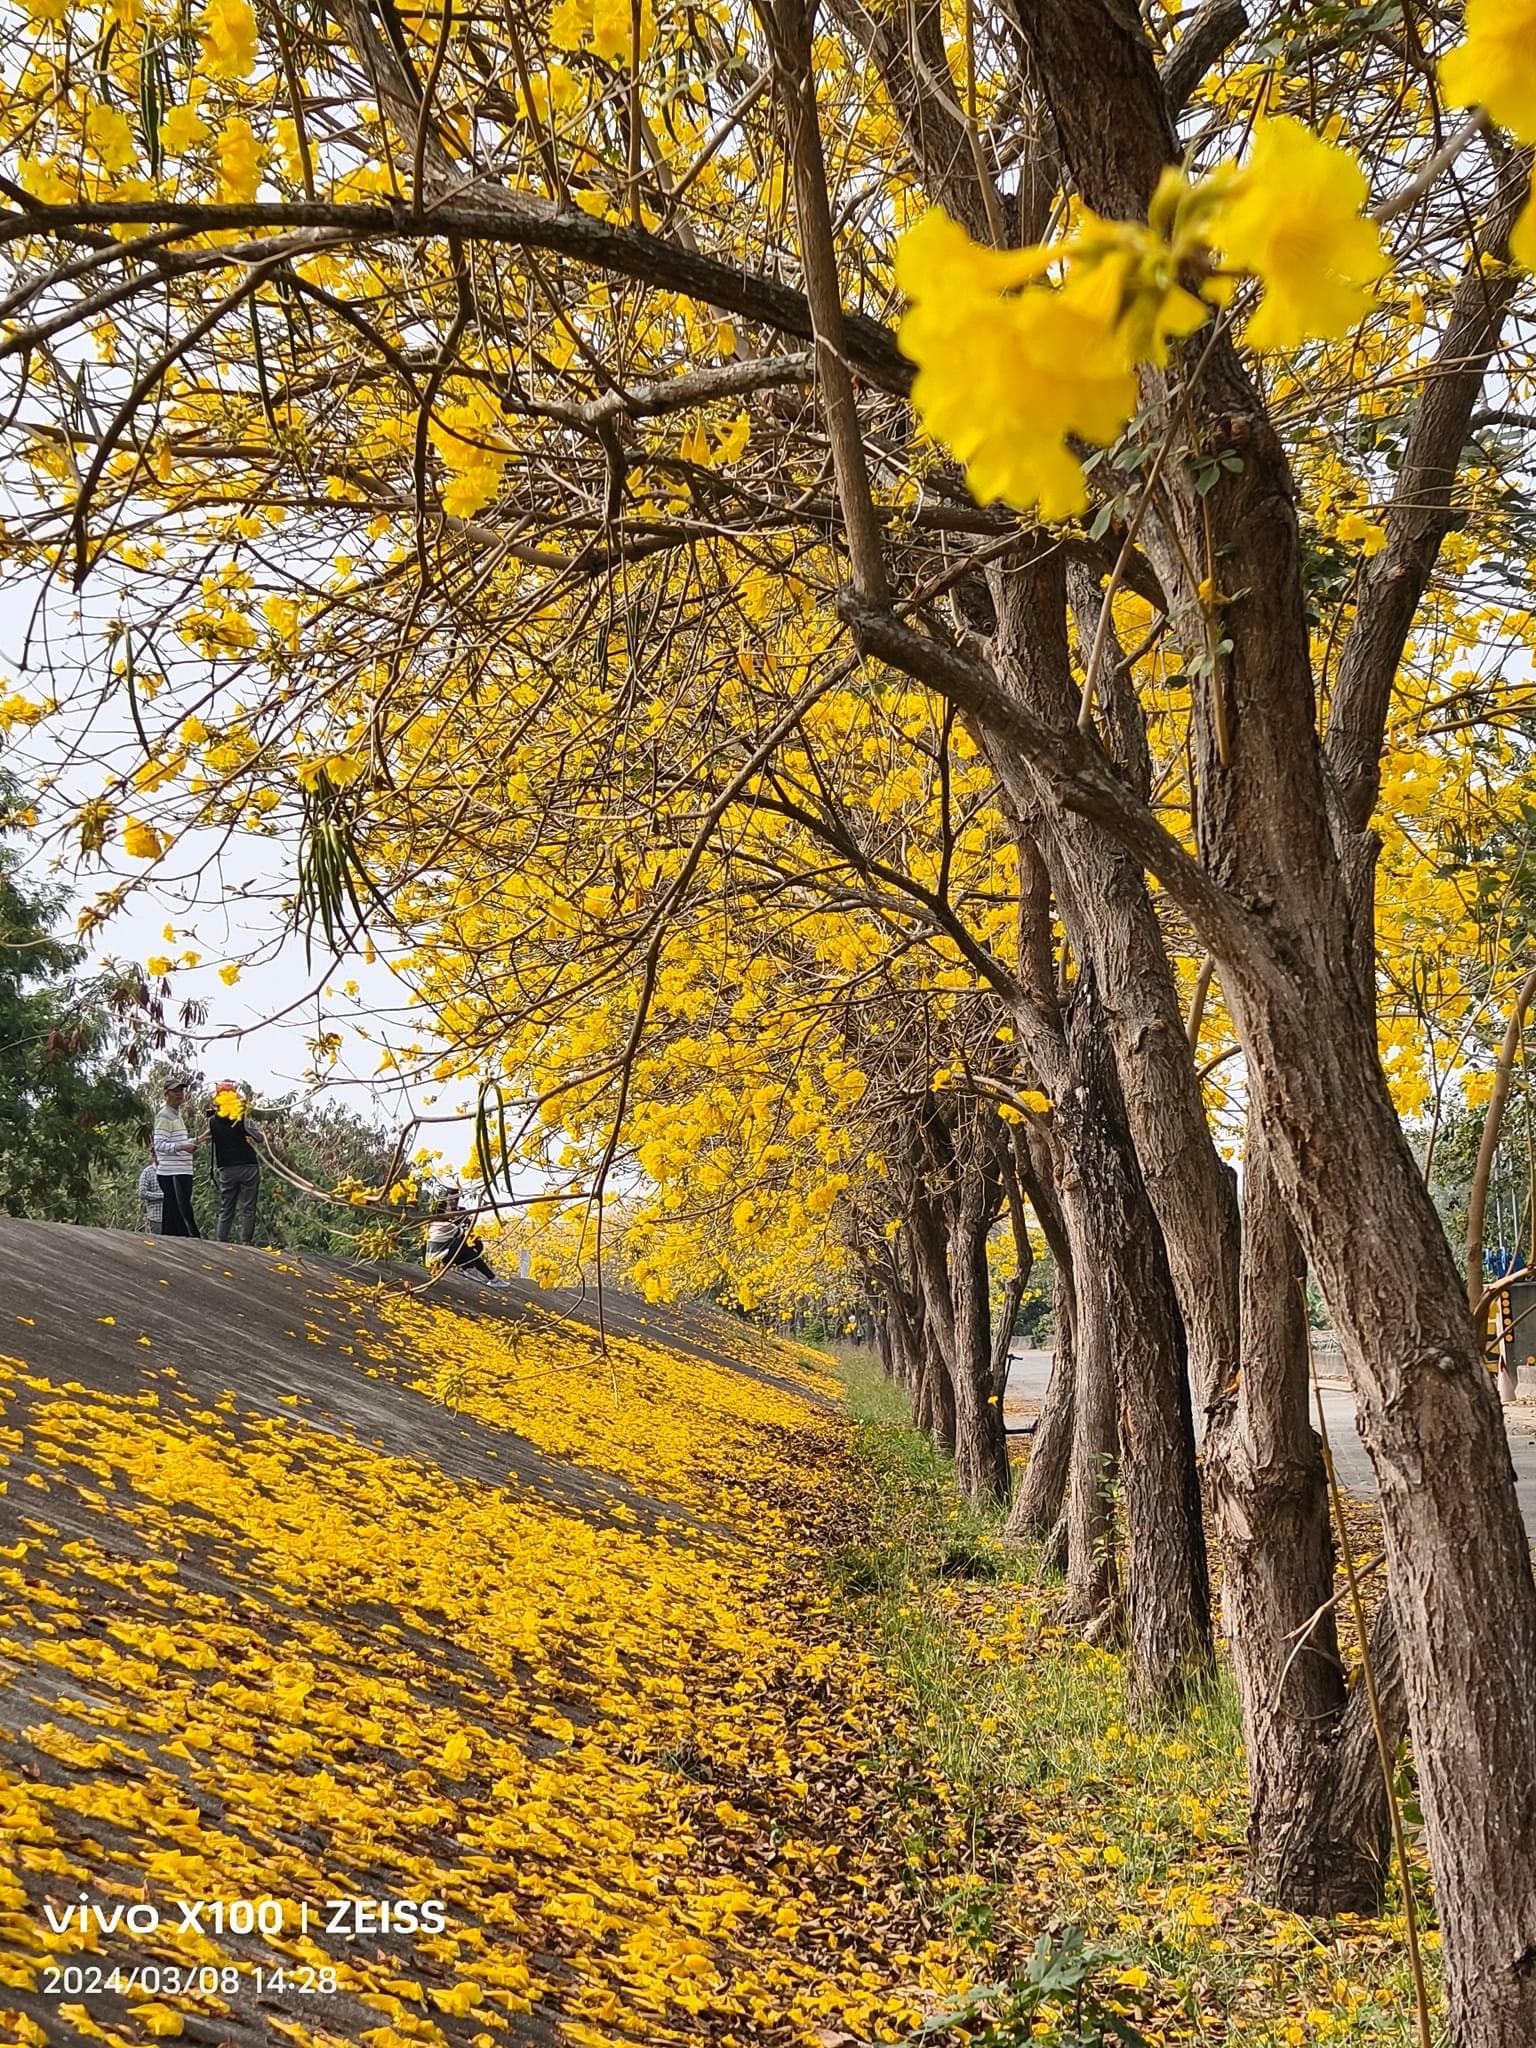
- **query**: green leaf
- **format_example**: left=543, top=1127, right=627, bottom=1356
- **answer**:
left=139, top=35, right=163, bottom=178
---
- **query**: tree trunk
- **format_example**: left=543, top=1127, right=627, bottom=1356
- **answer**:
left=912, top=1358, right=934, bottom=1436
left=996, top=552, right=1396, bottom=1867
left=883, top=1258, right=923, bottom=1400
left=1229, top=959, right=1536, bottom=2037
left=991, top=1271, right=1024, bottom=1403
left=1006, top=1270, right=1075, bottom=1543
left=891, top=1261, right=956, bottom=1452
left=952, top=1178, right=1011, bottom=1506
left=911, top=1163, right=1010, bottom=1506
left=1061, top=1238, right=1120, bottom=1629
left=1041, top=1503, right=1069, bottom=1577
left=989, top=820, right=1210, bottom=1703
left=999, top=10, right=1536, bottom=2027
left=922, top=1333, right=957, bottom=1455
left=1267, top=1604, right=1405, bottom=1915
left=1050, top=980, right=1212, bottom=1709
left=870, top=1294, right=897, bottom=1385
left=992, top=552, right=1245, bottom=1427
left=1208, top=1124, right=1395, bottom=1910
left=1069, top=978, right=1211, bottom=1711
left=991, top=1127, right=1034, bottom=1407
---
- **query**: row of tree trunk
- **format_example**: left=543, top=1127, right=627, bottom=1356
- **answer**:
left=792, top=4, right=1536, bottom=2038
left=859, top=989, right=1399, bottom=1917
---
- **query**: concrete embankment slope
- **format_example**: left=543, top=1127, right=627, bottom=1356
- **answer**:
left=0, top=1221, right=931, bottom=2048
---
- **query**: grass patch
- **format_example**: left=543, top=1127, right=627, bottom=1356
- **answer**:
left=830, top=1352, right=1441, bottom=2047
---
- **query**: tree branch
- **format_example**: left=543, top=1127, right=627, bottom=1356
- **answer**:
left=0, top=197, right=913, bottom=395
left=837, top=593, right=1266, bottom=967
left=1325, top=144, right=1530, bottom=836
left=824, top=0, right=1003, bottom=243
left=1160, top=0, right=1248, bottom=119
left=763, top=0, right=891, bottom=601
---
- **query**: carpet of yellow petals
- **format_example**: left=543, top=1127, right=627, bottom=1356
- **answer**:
left=0, top=1250, right=962, bottom=2048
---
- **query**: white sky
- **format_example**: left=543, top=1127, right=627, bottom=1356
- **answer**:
left=0, top=572, right=468, bottom=1132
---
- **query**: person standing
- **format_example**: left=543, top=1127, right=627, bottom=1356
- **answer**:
left=208, top=1079, right=262, bottom=1245
left=152, top=1076, right=202, bottom=1236
left=135, top=1147, right=163, bottom=1234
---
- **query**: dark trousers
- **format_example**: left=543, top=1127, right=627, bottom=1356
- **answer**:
left=443, top=1229, right=495, bottom=1279
left=216, top=1163, right=260, bottom=1244
left=158, top=1175, right=200, bottom=1237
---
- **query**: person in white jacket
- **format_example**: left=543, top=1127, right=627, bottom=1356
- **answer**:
left=151, top=1075, right=203, bottom=1236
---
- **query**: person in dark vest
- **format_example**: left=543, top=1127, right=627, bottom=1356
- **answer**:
left=208, top=1079, right=262, bottom=1244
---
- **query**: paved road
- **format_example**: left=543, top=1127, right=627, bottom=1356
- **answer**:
left=1006, top=1348, right=1536, bottom=1538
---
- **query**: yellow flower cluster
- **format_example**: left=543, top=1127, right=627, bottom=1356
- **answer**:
left=0, top=695, right=46, bottom=734
left=121, top=817, right=164, bottom=859
left=215, top=117, right=262, bottom=204
left=897, top=118, right=1388, bottom=519
left=548, top=0, right=655, bottom=66
left=896, top=216, right=1138, bottom=520
left=1442, top=0, right=1536, bottom=267
left=295, top=751, right=365, bottom=791
left=1209, top=119, right=1385, bottom=349
left=159, top=104, right=210, bottom=156
left=428, top=388, right=513, bottom=520
left=83, top=104, right=137, bottom=176
left=199, top=0, right=257, bottom=82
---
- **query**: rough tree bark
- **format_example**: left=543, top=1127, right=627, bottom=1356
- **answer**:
left=1060, top=1231, right=1120, bottom=1630
left=1054, top=962, right=1213, bottom=1709
left=887, top=1248, right=956, bottom=1453
left=908, top=1099, right=1012, bottom=1505
left=1007, top=1298, right=1075, bottom=1543
left=990, top=1132, right=1035, bottom=1405
left=870, top=1294, right=897, bottom=1387
left=915, top=1324, right=957, bottom=1452
left=1000, top=1120, right=1077, bottom=1541
left=992, top=818, right=1211, bottom=1705
left=1211, top=1124, right=1396, bottom=1907
left=1006, top=8, right=1536, bottom=2034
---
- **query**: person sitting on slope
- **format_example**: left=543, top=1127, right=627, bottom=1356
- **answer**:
left=424, top=1188, right=500, bottom=1283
